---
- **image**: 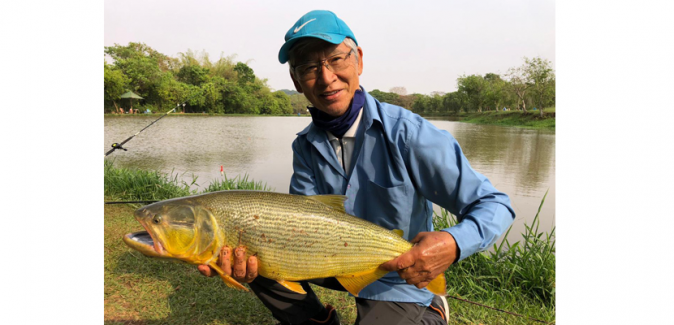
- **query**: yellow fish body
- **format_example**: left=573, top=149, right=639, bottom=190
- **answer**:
left=123, top=190, right=446, bottom=296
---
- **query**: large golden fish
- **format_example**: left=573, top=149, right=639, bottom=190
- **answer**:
left=123, top=190, right=446, bottom=296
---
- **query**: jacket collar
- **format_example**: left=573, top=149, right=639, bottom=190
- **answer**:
left=296, top=87, right=382, bottom=179
left=297, top=87, right=382, bottom=138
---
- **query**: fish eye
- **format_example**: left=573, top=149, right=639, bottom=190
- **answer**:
left=152, top=215, right=162, bottom=224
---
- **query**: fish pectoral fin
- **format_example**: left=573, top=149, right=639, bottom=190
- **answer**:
left=426, top=273, right=447, bottom=296
left=307, top=195, right=347, bottom=212
left=208, top=262, right=249, bottom=292
left=276, top=280, right=307, bottom=294
left=336, top=267, right=389, bottom=297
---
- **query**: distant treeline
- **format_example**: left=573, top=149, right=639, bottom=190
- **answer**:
left=105, top=43, right=554, bottom=116
left=104, top=43, right=294, bottom=115
left=369, top=57, right=555, bottom=116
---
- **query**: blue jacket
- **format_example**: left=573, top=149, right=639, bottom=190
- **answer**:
left=289, top=89, right=515, bottom=306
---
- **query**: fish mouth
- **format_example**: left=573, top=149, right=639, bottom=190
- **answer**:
left=123, top=231, right=166, bottom=258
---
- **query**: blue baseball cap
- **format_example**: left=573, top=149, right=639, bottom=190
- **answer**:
left=278, top=10, right=357, bottom=64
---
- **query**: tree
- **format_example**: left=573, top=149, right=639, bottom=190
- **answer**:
left=369, top=89, right=401, bottom=105
left=389, top=87, right=408, bottom=96
left=104, top=43, right=167, bottom=101
left=289, top=93, right=311, bottom=115
left=260, top=91, right=293, bottom=115
left=442, top=91, right=467, bottom=114
left=210, top=53, right=238, bottom=81
left=176, top=64, right=210, bottom=86
left=427, top=93, right=445, bottom=114
left=524, top=57, right=555, bottom=117
left=506, top=64, right=530, bottom=112
left=457, top=74, right=486, bottom=112
left=201, top=80, right=223, bottom=113
left=411, top=94, right=430, bottom=114
left=274, top=91, right=293, bottom=115
left=505, top=56, right=556, bottom=115
left=398, top=95, right=415, bottom=111
left=234, top=62, right=256, bottom=84
left=104, top=62, right=129, bottom=112
left=155, top=72, right=188, bottom=110
left=483, top=73, right=506, bottom=112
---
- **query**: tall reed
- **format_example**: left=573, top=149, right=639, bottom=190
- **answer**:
left=204, top=173, right=274, bottom=192
left=104, top=161, right=272, bottom=201
left=434, top=190, right=555, bottom=307
left=104, top=160, right=196, bottom=200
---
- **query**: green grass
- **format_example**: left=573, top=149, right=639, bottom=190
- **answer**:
left=105, top=163, right=555, bottom=324
left=104, top=161, right=274, bottom=202
left=458, top=110, right=555, bottom=130
left=204, top=174, right=274, bottom=193
left=104, top=161, right=196, bottom=201
left=422, top=107, right=556, bottom=130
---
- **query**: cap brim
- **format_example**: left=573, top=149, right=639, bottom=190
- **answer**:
left=278, top=33, right=347, bottom=64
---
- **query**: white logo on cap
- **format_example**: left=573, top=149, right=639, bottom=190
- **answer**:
left=294, top=18, right=316, bottom=33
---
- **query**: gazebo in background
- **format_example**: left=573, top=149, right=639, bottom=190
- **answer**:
left=120, top=91, right=144, bottom=111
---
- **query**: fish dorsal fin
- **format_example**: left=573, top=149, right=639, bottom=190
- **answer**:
left=208, top=261, right=248, bottom=292
left=277, top=280, right=307, bottom=294
left=308, top=195, right=347, bottom=212
left=336, top=267, right=389, bottom=297
left=392, top=229, right=404, bottom=237
left=426, top=273, right=447, bottom=296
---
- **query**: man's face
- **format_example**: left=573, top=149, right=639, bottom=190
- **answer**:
left=291, top=42, right=364, bottom=117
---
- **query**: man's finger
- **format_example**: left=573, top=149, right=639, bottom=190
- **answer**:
left=197, top=264, right=212, bottom=277
left=380, top=252, right=416, bottom=272
left=409, top=232, right=425, bottom=244
left=244, top=256, right=258, bottom=283
left=415, top=281, right=430, bottom=289
left=232, top=246, right=247, bottom=280
left=221, top=246, right=232, bottom=276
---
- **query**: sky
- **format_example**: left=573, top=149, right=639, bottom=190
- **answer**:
left=104, top=0, right=555, bottom=95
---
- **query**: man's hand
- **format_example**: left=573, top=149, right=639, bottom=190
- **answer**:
left=379, top=231, right=458, bottom=289
left=197, top=246, right=258, bottom=283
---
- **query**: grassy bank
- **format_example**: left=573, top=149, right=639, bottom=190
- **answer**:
left=423, top=107, right=555, bottom=130
left=104, top=163, right=555, bottom=324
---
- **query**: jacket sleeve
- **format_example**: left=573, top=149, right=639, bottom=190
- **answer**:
left=403, top=118, right=516, bottom=261
left=289, top=138, right=319, bottom=196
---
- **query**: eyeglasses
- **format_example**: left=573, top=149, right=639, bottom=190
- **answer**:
left=292, top=50, right=354, bottom=81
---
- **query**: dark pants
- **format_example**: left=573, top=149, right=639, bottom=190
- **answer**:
left=248, top=276, right=447, bottom=325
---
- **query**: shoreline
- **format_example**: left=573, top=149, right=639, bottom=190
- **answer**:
left=104, top=110, right=555, bottom=130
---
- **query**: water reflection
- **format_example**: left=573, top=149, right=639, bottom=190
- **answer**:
left=105, top=116, right=555, bottom=243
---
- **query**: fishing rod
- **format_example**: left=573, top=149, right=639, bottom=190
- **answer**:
left=105, top=106, right=177, bottom=157
left=105, top=92, right=200, bottom=157
left=447, top=295, right=554, bottom=324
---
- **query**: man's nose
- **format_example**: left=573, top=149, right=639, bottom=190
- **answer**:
left=317, top=63, right=337, bottom=84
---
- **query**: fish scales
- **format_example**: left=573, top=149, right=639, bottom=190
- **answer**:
left=124, top=190, right=448, bottom=297
left=197, top=191, right=411, bottom=280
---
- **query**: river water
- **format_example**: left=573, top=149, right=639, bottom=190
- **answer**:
left=104, top=115, right=555, bottom=244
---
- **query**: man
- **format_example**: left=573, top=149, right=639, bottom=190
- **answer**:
left=199, top=10, right=515, bottom=325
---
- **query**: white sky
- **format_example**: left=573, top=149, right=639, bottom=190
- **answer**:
left=104, top=0, right=555, bottom=95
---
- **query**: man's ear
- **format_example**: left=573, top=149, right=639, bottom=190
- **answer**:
left=357, top=47, right=364, bottom=76
left=290, top=71, right=303, bottom=93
